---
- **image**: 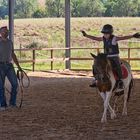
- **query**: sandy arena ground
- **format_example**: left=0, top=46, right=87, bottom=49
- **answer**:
left=0, top=71, right=140, bottom=140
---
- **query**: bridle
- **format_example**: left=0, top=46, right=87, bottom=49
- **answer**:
left=94, top=60, right=111, bottom=83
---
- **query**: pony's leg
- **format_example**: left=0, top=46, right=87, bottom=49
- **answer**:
left=101, top=91, right=112, bottom=123
left=100, top=92, right=116, bottom=120
left=113, top=96, right=119, bottom=112
left=108, top=104, right=116, bottom=120
left=122, top=88, right=129, bottom=116
left=99, top=92, right=106, bottom=101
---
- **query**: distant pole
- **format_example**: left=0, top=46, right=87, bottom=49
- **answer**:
left=65, top=0, right=71, bottom=69
left=9, top=0, right=14, bottom=43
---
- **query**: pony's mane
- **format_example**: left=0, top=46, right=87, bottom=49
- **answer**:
left=97, top=53, right=107, bottom=60
left=97, top=53, right=112, bottom=70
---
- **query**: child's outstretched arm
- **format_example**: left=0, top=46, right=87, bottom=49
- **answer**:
left=81, top=31, right=103, bottom=42
left=116, top=35, right=133, bottom=41
left=116, top=33, right=140, bottom=41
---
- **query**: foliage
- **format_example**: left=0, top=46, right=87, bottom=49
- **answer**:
left=32, top=8, right=47, bottom=18
left=45, top=0, right=64, bottom=17
left=0, top=0, right=140, bottom=18
left=0, top=0, right=8, bottom=18
left=25, top=42, right=40, bottom=49
left=14, top=0, right=38, bottom=18
left=25, top=42, right=46, bottom=49
left=104, top=0, right=140, bottom=17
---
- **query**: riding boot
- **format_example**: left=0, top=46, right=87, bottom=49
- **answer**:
left=117, top=79, right=124, bottom=89
left=89, top=77, right=97, bottom=88
left=115, top=59, right=124, bottom=89
left=116, top=70, right=124, bottom=89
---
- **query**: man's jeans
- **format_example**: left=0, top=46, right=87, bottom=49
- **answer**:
left=0, top=63, right=18, bottom=107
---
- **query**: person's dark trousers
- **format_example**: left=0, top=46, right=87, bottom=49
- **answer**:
left=108, top=57, right=123, bottom=79
left=0, top=63, right=18, bottom=107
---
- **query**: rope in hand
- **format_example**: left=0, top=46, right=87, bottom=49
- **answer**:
left=0, top=68, right=30, bottom=108
left=17, top=69, right=30, bottom=88
left=17, top=69, right=30, bottom=108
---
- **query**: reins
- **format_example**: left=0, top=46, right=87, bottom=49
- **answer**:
left=95, top=62, right=111, bottom=83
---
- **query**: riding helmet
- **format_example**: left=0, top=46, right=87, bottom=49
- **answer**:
left=101, top=24, right=113, bottom=34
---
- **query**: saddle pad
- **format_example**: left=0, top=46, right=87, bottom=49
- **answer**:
left=113, top=64, right=128, bottom=80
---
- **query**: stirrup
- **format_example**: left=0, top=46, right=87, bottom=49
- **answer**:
left=89, top=83, right=96, bottom=88
left=117, top=80, right=124, bottom=89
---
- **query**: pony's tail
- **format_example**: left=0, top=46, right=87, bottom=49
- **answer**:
left=127, top=79, right=134, bottom=102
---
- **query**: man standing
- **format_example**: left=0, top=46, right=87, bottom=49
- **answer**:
left=0, top=26, right=22, bottom=110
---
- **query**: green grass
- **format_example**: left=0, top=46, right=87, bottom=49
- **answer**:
left=1, top=17, right=140, bottom=70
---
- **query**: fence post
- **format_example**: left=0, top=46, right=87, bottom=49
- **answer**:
left=65, top=0, right=71, bottom=69
left=8, top=0, right=14, bottom=42
left=32, top=50, right=35, bottom=72
left=19, top=44, right=22, bottom=60
left=97, top=48, right=100, bottom=54
left=128, top=48, right=130, bottom=64
left=51, top=49, right=53, bottom=70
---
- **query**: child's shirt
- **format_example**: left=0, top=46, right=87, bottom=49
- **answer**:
left=103, top=35, right=119, bottom=57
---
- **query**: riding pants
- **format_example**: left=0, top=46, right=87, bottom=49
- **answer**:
left=108, top=56, right=123, bottom=79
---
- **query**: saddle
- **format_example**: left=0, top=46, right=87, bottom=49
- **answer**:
left=113, top=64, right=128, bottom=80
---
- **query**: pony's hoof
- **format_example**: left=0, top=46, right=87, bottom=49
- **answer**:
left=111, top=113, right=117, bottom=120
left=122, top=111, right=127, bottom=116
left=101, top=118, right=107, bottom=123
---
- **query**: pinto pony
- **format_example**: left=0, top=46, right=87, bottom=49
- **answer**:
left=91, top=53, right=133, bottom=123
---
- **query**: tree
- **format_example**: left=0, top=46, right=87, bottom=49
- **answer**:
left=15, top=0, right=38, bottom=18
left=104, top=0, right=139, bottom=17
left=71, top=0, right=84, bottom=17
left=0, top=0, right=8, bottom=19
left=45, top=0, right=64, bottom=17
left=86, top=0, right=106, bottom=17
left=71, top=0, right=106, bottom=17
left=0, top=0, right=140, bottom=18
left=104, top=0, right=117, bottom=17
left=0, top=6, right=8, bottom=19
left=33, top=8, right=47, bottom=18
left=0, top=0, right=8, bottom=6
left=113, top=0, right=139, bottom=16
left=138, top=0, right=140, bottom=16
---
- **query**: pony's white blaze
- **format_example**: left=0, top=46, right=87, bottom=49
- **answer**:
left=99, top=65, right=132, bottom=123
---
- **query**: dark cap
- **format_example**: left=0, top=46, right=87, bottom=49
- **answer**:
left=101, top=24, right=113, bottom=34
left=0, top=26, right=8, bottom=32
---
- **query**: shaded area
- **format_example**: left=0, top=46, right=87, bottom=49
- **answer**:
left=0, top=72, right=140, bottom=140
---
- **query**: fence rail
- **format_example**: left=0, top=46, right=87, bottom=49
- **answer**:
left=14, top=47, right=140, bottom=71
